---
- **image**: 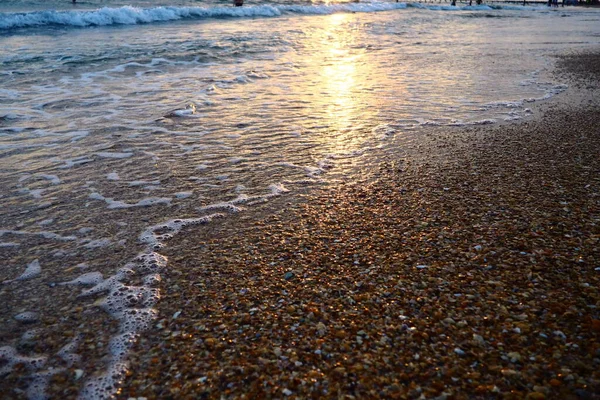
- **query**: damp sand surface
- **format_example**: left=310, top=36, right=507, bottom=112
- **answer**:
left=103, top=53, right=600, bottom=399
left=1, top=52, right=600, bottom=399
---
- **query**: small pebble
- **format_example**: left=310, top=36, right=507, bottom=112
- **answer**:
left=454, top=348, right=465, bottom=356
left=284, top=272, right=295, bottom=280
left=14, top=312, right=39, bottom=323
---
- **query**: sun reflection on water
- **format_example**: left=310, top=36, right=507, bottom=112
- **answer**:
left=298, top=13, right=379, bottom=153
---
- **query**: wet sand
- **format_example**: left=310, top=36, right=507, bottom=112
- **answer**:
left=4, top=51, right=599, bottom=399
left=110, top=51, right=600, bottom=399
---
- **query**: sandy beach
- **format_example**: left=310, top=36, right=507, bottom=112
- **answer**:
left=75, top=51, right=600, bottom=399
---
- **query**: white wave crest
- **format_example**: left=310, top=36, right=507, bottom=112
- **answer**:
left=0, top=5, right=280, bottom=29
left=0, top=3, right=410, bottom=30
left=0, top=2, right=550, bottom=31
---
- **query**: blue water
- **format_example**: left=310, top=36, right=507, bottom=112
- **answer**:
left=1, top=1, right=599, bottom=399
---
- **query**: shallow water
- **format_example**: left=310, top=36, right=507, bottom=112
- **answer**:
left=1, top=1, right=599, bottom=398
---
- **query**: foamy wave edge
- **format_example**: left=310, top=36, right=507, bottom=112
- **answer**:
left=0, top=3, right=399, bottom=30
left=0, top=2, right=544, bottom=30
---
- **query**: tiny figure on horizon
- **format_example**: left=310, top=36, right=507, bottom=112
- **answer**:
left=233, top=0, right=244, bottom=6
left=552, top=0, right=558, bottom=6
left=476, top=0, right=482, bottom=4
left=469, top=0, right=473, bottom=5
left=451, top=0, right=456, bottom=5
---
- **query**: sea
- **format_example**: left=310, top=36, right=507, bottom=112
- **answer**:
left=0, top=0, right=599, bottom=398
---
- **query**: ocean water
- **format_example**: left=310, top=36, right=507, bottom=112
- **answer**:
left=1, top=1, right=599, bottom=398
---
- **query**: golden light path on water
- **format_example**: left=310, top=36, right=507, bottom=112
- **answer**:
left=298, top=12, right=380, bottom=154
left=321, top=14, right=360, bottom=134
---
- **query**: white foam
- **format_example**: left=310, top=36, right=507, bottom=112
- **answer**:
left=164, top=103, right=196, bottom=118
left=6, top=178, right=291, bottom=399
left=107, top=172, right=120, bottom=181
left=128, top=180, right=160, bottom=186
left=14, top=311, right=39, bottom=323
left=418, top=119, right=442, bottom=127
left=97, top=286, right=159, bottom=317
left=195, top=184, right=289, bottom=215
left=504, top=113, right=522, bottom=121
left=78, top=269, right=133, bottom=299
left=139, top=214, right=224, bottom=249
left=58, top=157, right=93, bottom=169
left=0, top=242, right=19, bottom=247
left=175, top=192, right=193, bottom=199
left=276, top=162, right=324, bottom=179
left=74, top=263, right=90, bottom=271
left=0, top=2, right=417, bottom=32
left=0, top=229, right=77, bottom=242
left=57, top=336, right=82, bottom=367
left=197, top=201, right=245, bottom=214
left=18, top=174, right=32, bottom=183
left=39, top=174, right=61, bottom=184
left=66, top=131, right=90, bottom=142
left=372, top=124, right=398, bottom=139
left=467, top=119, right=497, bottom=125
left=79, top=360, right=128, bottom=400
left=60, top=272, right=104, bottom=286
left=28, top=368, right=66, bottom=400
left=83, top=238, right=112, bottom=248
left=0, top=346, right=47, bottom=376
left=78, top=227, right=93, bottom=234
left=21, top=187, right=46, bottom=199
left=268, top=183, right=289, bottom=196
left=88, top=191, right=172, bottom=209
left=95, top=152, right=133, bottom=159
left=317, top=157, right=335, bottom=171
left=484, top=100, right=524, bottom=109
left=143, top=274, right=161, bottom=286
left=70, top=252, right=168, bottom=399
left=3, top=259, right=41, bottom=284
left=22, top=329, right=41, bottom=341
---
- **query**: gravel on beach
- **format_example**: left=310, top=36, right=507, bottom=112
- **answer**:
left=112, top=52, right=600, bottom=399
left=2, top=53, right=599, bottom=399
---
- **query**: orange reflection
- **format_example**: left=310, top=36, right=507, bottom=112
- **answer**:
left=302, top=13, right=370, bottom=151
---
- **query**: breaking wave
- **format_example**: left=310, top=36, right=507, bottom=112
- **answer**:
left=0, top=2, right=546, bottom=31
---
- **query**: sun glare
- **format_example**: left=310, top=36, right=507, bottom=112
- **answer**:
left=304, top=13, right=373, bottom=150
